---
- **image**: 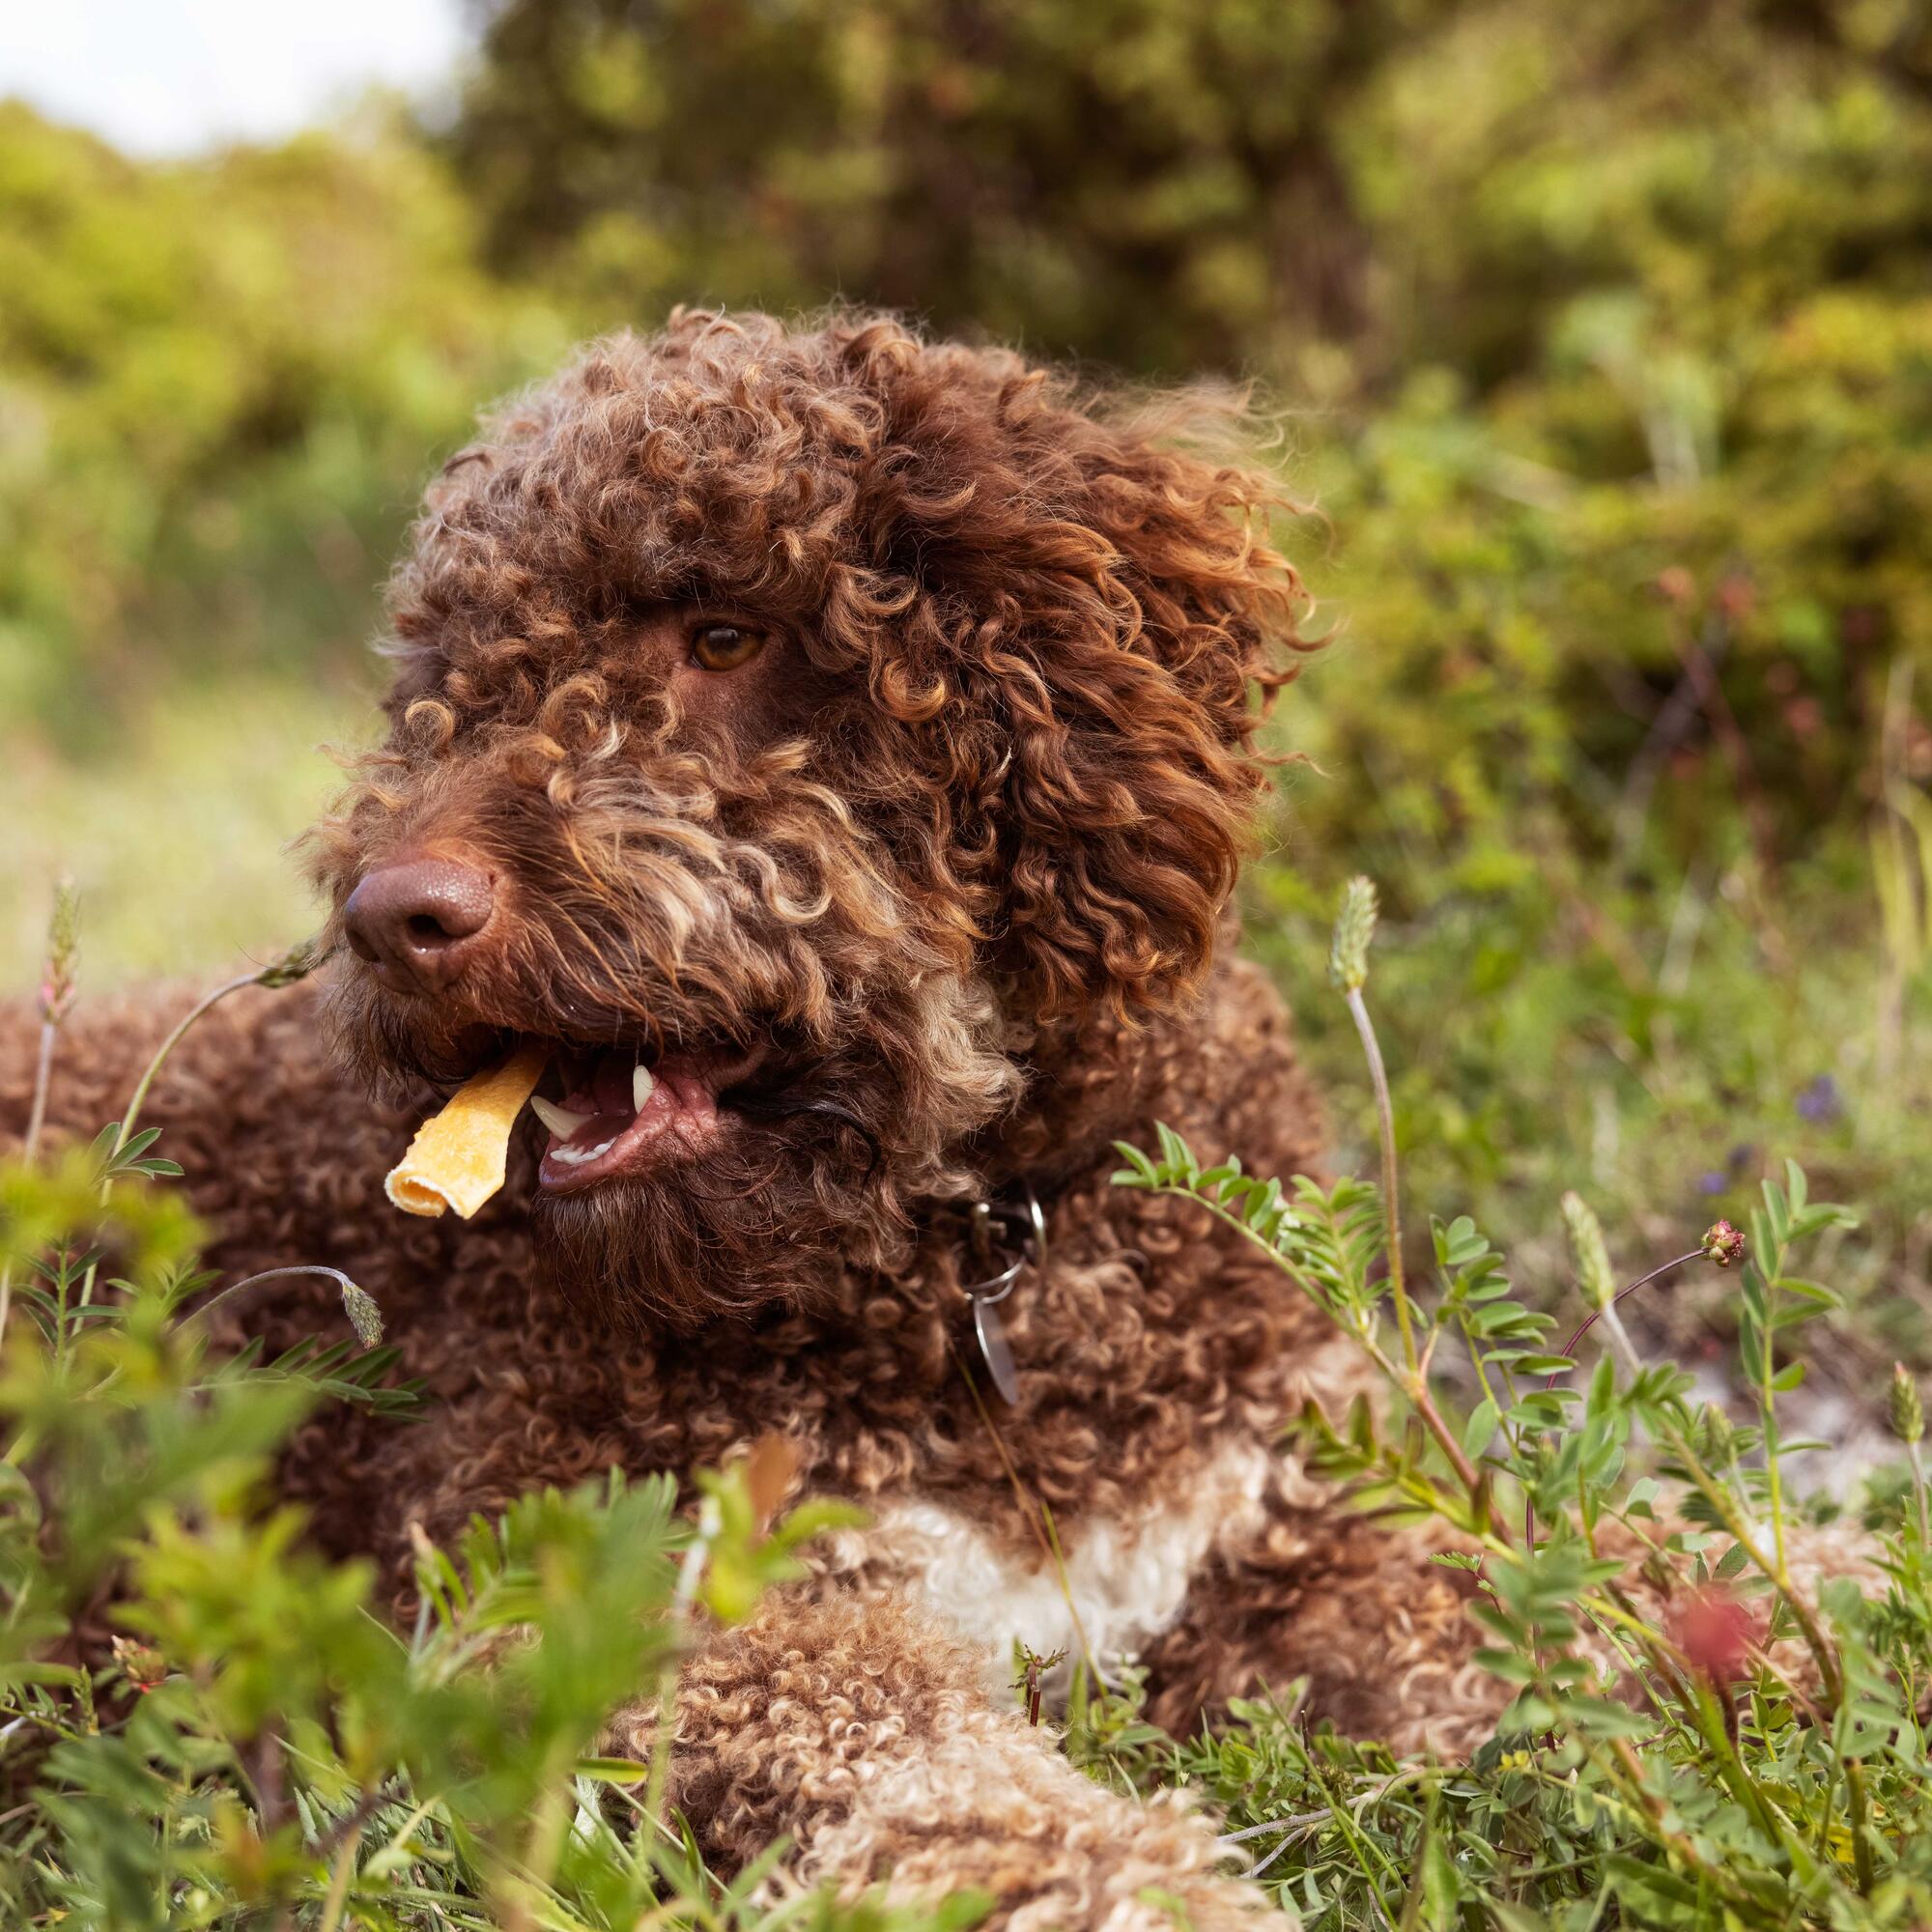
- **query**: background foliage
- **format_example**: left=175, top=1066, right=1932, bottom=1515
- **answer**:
left=3, top=0, right=1929, bottom=1381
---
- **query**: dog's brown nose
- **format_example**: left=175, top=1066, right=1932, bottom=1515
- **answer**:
left=343, top=857, right=496, bottom=992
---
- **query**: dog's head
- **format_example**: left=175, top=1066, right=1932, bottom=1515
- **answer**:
left=306, top=310, right=1310, bottom=1321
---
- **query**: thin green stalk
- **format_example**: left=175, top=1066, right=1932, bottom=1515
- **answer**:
left=0, top=913, right=74, bottom=1348
left=1524, top=1250, right=1705, bottom=1551
left=77, top=968, right=261, bottom=1309
left=1537, top=1218, right=1847, bottom=1710
left=1846, top=1757, right=1876, bottom=1893
left=18, top=1021, right=57, bottom=1170
left=182, top=1265, right=375, bottom=1345
left=1752, top=1275, right=1792, bottom=1581
left=1604, top=1735, right=1759, bottom=1918
left=0, top=1021, right=60, bottom=1353
left=1345, top=983, right=1418, bottom=1375
left=1596, top=1309, right=1846, bottom=1708
left=1676, top=1670, right=1822, bottom=1886
left=71, top=942, right=321, bottom=1315
left=1305, top=1759, right=1404, bottom=1932
left=642, top=1515, right=714, bottom=1840
left=1909, top=1438, right=1931, bottom=1554
left=314, top=1823, right=363, bottom=1932
left=1663, top=1422, right=1844, bottom=1710
left=1155, top=1183, right=1492, bottom=1520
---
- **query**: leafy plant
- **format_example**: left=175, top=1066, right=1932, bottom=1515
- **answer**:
left=0, top=923, right=935, bottom=1932
left=0, top=1136, right=945, bottom=1929
left=1112, top=878, right=1932, bottom=1926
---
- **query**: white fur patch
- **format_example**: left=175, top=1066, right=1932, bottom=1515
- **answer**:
left=838, top=1437, right=1273, bottom=1688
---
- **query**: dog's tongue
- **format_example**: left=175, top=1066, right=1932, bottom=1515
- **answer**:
left=581, top=1053, right=645, bottom=1119
left=546, top=1048, right=662, bottom=1150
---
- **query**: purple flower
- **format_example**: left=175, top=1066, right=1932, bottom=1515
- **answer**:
left=1796, top=1074, right=1842, bottom=1124
left=1698, top=1171, right=1729, bottom=1196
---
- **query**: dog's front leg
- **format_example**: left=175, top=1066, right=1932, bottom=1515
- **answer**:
left=611, top=1587, right=1268, bottom=1931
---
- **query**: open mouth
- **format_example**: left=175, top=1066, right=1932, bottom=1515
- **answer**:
left=381, top=1012, right=881, bottom=1215
left=527, top=1039, right=763, bottom=1194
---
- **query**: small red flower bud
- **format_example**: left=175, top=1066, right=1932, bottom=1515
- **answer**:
left=1715, top=574, right=1755, bottom=622
left=1702, top=1219, right=1746, bottom=1267
left=1656, top=566, right=1697, bottom=608
left=1669, top=1583, right=1762, bottom=1684
left=110, top=1635, right=166, bottom=1695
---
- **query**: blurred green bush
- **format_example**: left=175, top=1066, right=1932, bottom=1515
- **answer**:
left=6, top=4, right=1926, bottom=838
left=0, top=102, right=573, bottom=744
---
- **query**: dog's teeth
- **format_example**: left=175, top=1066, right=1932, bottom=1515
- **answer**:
left=632, top=1063, right=655, bottom=1113
left=550, top=1137, right=618, bottom=1168
left=531, top=1096, right=593, bottom=1140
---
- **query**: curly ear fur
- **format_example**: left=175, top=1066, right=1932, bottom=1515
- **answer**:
left=796, top=325, right=1318, bottom=1024
left=372, top=310, right=1315, bottom=1029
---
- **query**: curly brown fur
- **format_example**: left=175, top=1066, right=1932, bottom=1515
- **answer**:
left=0, top=308, right=1865, bottom=1921
left=637, top=1591, right=1268, bottom=1931
left=298, top=311, right=1309, bottom=1327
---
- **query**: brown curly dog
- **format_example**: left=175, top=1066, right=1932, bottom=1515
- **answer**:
left=4, top=310, right=1520, bottom=1927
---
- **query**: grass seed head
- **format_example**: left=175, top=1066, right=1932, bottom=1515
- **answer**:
left=39, top=875, right=79, bottom=1026
left=1328, top=875, right=1378, bottom=994
left=1560, top=1190, right=1617, bottom=1310
left=1891, top=1363, right=1925, bottom=1446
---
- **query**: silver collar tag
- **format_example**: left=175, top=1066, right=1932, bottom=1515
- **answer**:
left=961, top=1182, right=1046, bottom=1406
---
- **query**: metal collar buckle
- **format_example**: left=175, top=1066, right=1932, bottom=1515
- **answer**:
left=960, top=1181, right=1046, bottom=1406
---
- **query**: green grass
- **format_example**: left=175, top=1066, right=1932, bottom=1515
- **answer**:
left=1, top=681, right=365, bottom=985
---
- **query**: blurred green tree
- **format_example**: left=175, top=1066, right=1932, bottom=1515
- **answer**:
left=0, top=103, right=572, bottom=743
left=450, top=0, right=1453, bottom=373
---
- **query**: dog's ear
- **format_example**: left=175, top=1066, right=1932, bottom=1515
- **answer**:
left=840, top=368, right=1313, bottom=1027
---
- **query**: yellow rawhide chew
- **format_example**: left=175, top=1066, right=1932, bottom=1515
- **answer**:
left=384, top=1043, right=549, bottom=1219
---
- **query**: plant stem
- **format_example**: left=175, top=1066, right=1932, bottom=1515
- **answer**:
left=77, top=968, right=260, bottom=1310
left=1164, top=1184, right=1493, bottom=1523
left=1605, top=1735, right=1750, bottom=1910
left=642, top=1515, right=713, bottom=1840
left=1574, top=1290, right=1846, bottom=1710
left=1665, top=1423, right=1845, bottom=1710
left=0, top=1017, right=62, bottom=1350
left=20, top=1019, right=57, bottom=1168
left=1756, top=1298, right=1792, bottom=1581
left=1345, top=984, right=1418, bottom=1373
left=1523, top=1250, right=1705, bottom=1550
left=182, top=1265, right=366, bottom=1341
left=314, top=1823, right=363, bottom=1932
left=1846, top=1757, right=1876, bottom=1893
left=1520, top=1236, right=1846, bottom=1709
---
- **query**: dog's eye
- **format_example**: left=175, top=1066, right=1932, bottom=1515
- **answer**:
left=689, top=622, right=766, bottom=672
